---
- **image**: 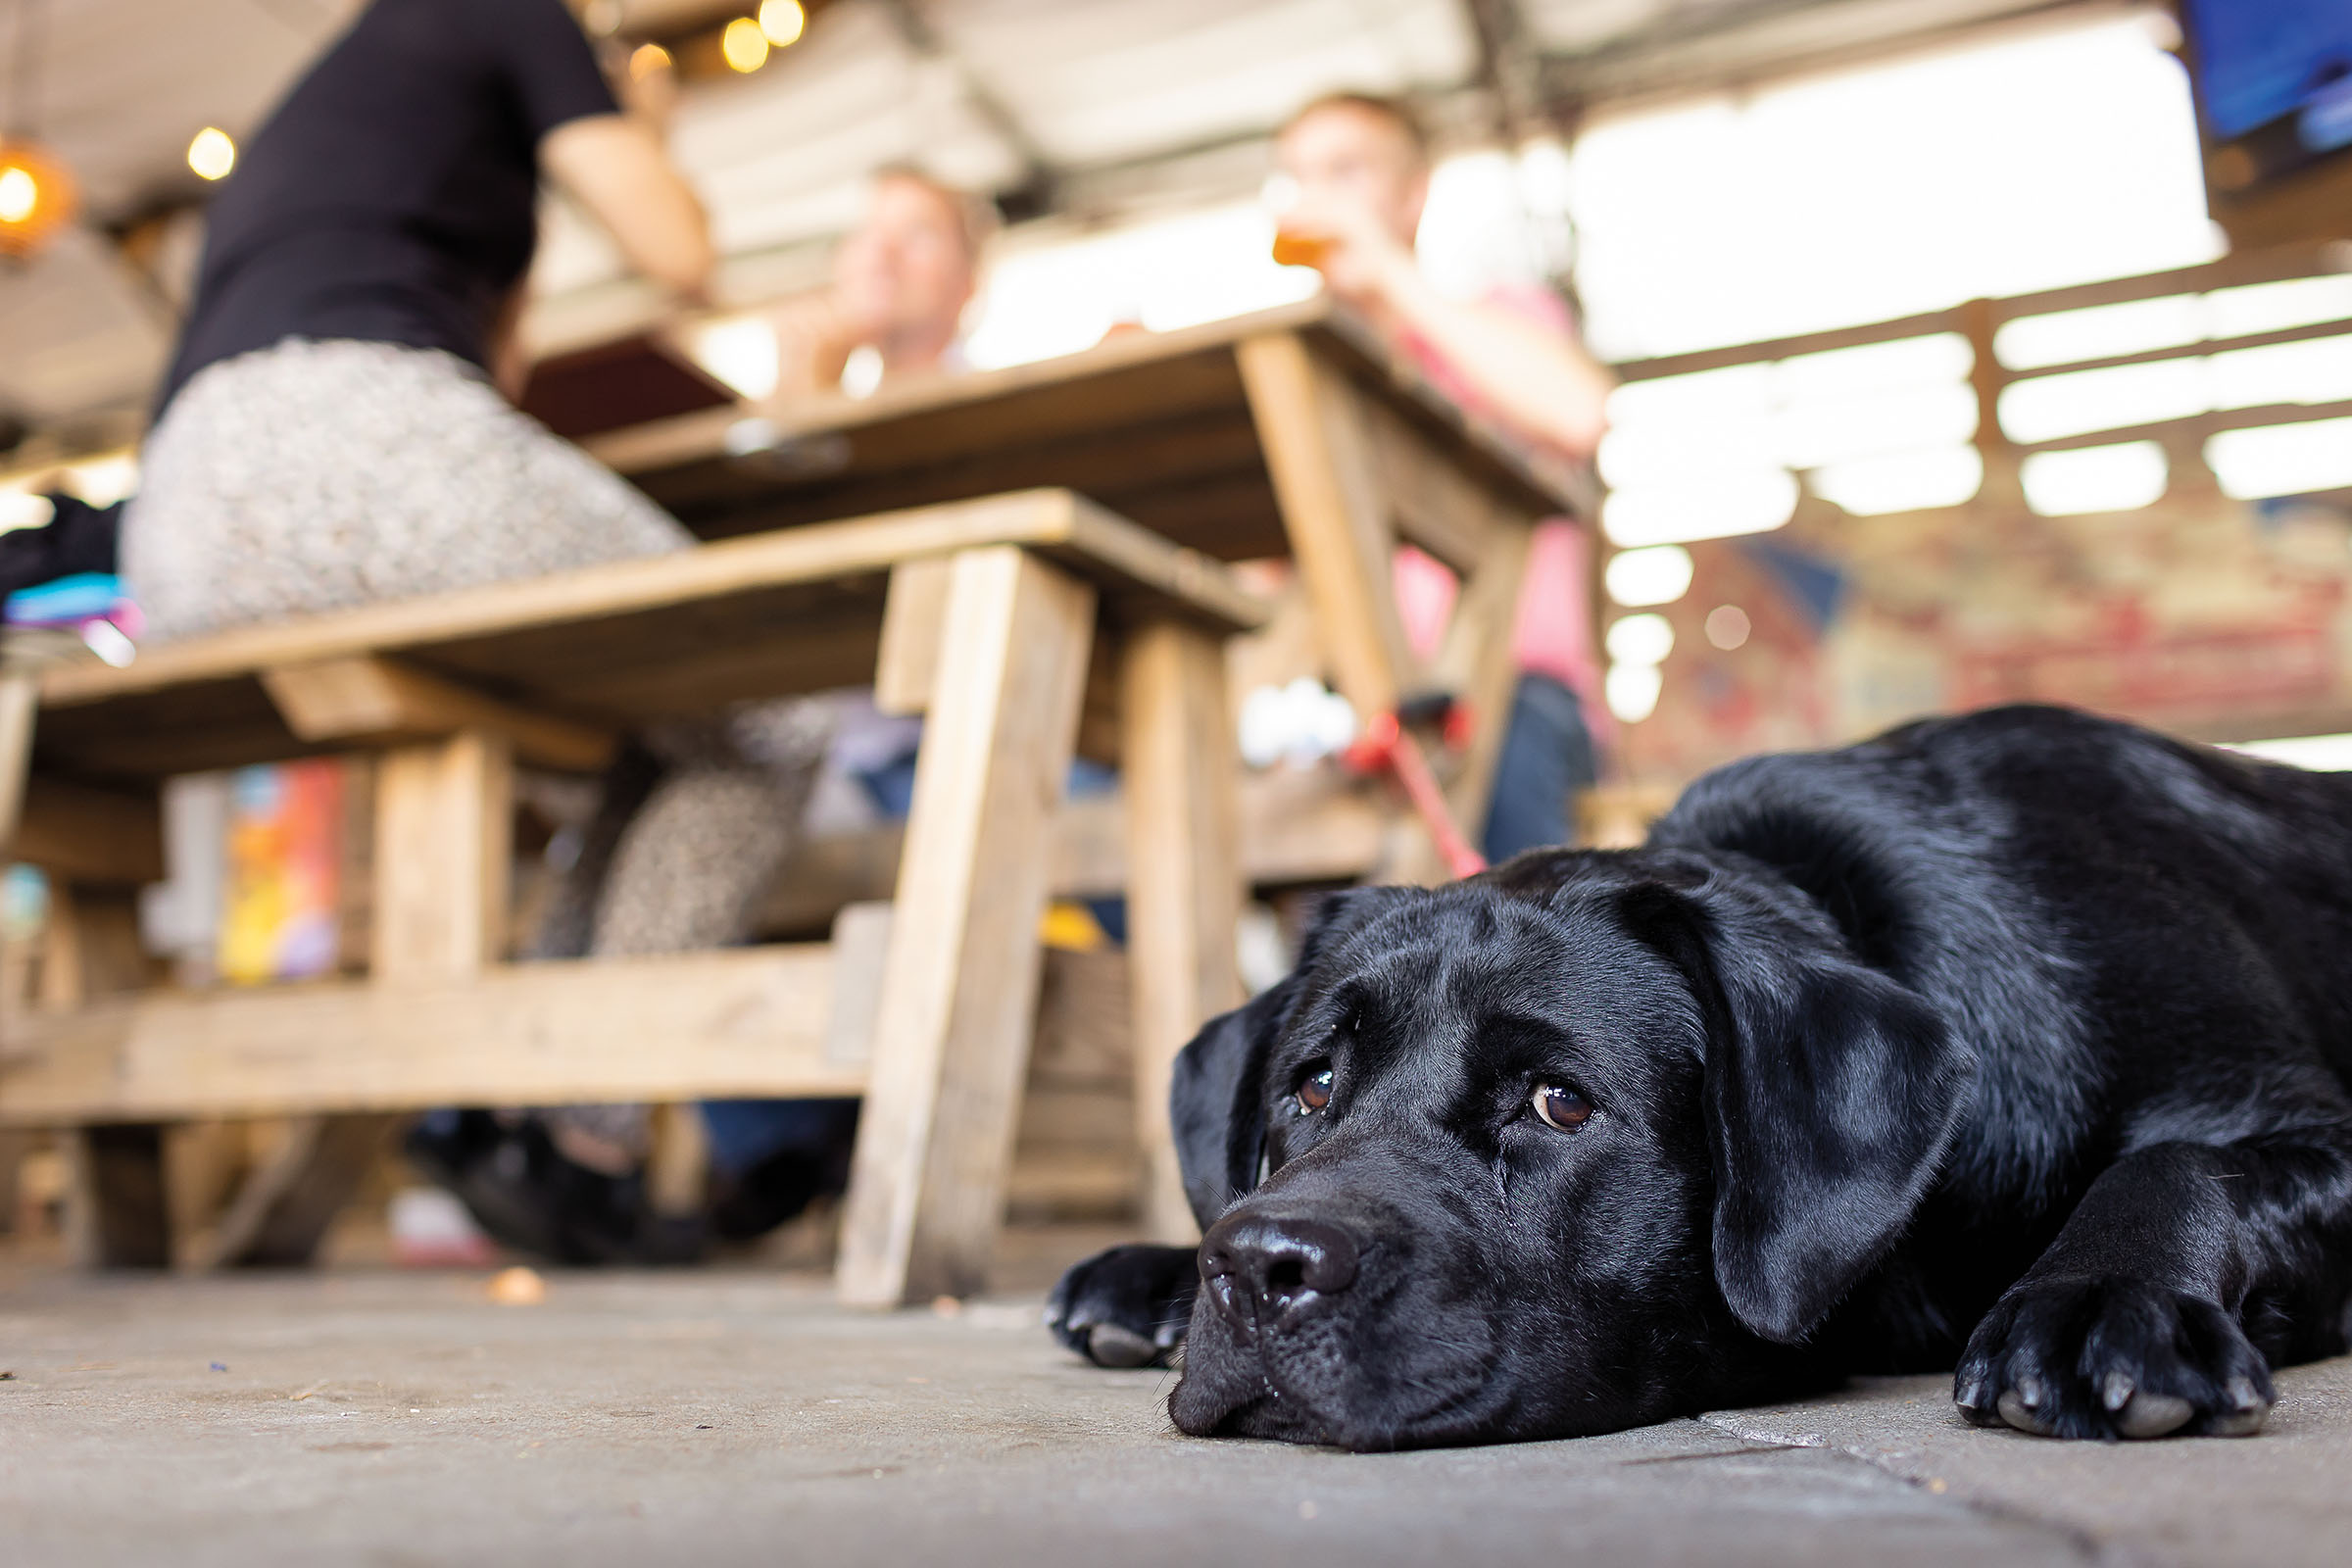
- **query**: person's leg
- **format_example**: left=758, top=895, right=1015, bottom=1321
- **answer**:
left=1480, top=673, right=1598, bottom=863
left=701, top=1098, right=861, bottom=1242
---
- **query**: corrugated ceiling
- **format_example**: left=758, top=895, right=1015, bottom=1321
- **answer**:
left=0, top=0, right=2081, bottom=439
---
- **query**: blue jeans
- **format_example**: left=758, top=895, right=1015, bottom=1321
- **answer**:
left=1482, top=674, right=1598, bottom=863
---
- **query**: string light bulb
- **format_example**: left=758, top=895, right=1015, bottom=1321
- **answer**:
left=187, top=126, right=235, bottom=181
left=758, top=0, right=805, bottom=46
left=0, top=137, right=75, bottom=259
left=720, top=16, right=768, bottom=73
left=627, top=43, right=671, bottom=81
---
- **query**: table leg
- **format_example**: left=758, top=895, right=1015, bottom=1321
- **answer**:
left=1237, top=331, right=1413, bottom=721
left=1118, top=617, right=1245, bottom=1244
left=1432, top=506, right=1536, bottom=858
left=836, top=546, right=1096, bottom=1305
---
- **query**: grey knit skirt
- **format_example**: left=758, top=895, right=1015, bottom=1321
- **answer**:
left=124, top=338, right=690, bottom=641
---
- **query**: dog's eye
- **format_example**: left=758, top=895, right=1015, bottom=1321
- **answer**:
left=1532, top=1083, right=1593, bottom=1132
left=1294, top=1063, right=1335, bottom=1115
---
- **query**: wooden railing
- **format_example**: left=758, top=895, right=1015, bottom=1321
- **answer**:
left=1610, top=242, right=2352, bottom=498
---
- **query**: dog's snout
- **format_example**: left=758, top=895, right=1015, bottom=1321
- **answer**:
left=1200, top=1212, right=1359, bottom=1327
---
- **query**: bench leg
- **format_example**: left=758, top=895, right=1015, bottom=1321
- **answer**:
left=836, top=546, right=1096, bottom=1305
left=1119, top=618, right=1244, bottom=1244
left=175, top=730, right=514, bottom=1271
left=61, top=1125, right=169, bottom=1267
left=39, top=882, right=172, bottom=1267
left=181, top=1113, right=401, bottom=1269
left=372, top=729, right=514, bottom=981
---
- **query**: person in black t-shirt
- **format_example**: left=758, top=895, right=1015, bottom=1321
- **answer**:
left=123, top=0, right=850, bottom=1265
left=126, top=0, right=713, bottom=642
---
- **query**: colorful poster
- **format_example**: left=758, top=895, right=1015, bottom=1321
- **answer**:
left=218, top=760, right=345, bottom=985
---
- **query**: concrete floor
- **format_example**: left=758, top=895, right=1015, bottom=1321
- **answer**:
left=3, top=1253, right=2349, bottom=1568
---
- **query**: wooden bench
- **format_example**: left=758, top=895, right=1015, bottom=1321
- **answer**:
left=0, top=489, right=1263, bottom=1303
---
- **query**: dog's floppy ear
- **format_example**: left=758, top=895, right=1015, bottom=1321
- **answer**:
left=1168, top=887, right=1408, bottom=1229
left=1623, top=867, right=1972, bottom=1344
left=1170, top=976, right=1296, bottom=1228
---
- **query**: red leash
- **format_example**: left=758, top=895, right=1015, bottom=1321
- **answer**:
left=1343, top=710, right=1488, bottom=880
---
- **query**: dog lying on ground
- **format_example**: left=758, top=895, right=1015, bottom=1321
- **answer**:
left=1048, top=705, right=2352, bottom=1449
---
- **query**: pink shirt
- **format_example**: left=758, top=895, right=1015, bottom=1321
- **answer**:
left=1391, top=283, right=1609, bottom=740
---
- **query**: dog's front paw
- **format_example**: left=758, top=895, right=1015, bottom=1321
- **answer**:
left=1046, top=1244, right=1200, bottom=1369
left=1954, top=1276, right=2275, bottom=1440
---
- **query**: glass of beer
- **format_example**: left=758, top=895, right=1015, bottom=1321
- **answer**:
left=1262, top=172, right=1327, bottom=270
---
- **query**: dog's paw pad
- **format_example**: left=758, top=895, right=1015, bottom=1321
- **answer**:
left=1084, top=1324, right=1159, bottom=1368
left=1955, top=1277, right=2275, bottom=1441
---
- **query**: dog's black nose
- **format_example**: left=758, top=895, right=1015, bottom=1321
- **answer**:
left=1200, top=1211, right=1359, bottom=1327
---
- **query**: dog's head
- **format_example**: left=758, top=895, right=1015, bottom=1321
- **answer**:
left=1166, top=848, right=1972, bottom=1449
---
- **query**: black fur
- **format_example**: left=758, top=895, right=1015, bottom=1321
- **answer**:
left=1047, top=706, right=2352, bottom=1448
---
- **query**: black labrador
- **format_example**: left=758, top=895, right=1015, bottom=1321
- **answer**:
left=1048, top=705, right=2352, bottom=1448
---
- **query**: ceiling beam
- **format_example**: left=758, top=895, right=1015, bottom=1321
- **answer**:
left=1457, top=0, right=1553, bottom=142
left=873, top=0, right=1058, bottom=220
left=1534, top=0, right=2098, bottom=112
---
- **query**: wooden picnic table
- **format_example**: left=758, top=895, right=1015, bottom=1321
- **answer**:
left=586, top=297, right=1592, bottom=1240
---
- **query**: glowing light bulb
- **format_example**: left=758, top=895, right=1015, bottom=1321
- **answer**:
left=0, top=167, right=33, bottom=224
left=758, top=0, right=805, bottom=45
left=627, top=43, right=671, bottom=80
left=188, top=127, right=236, bottom=181
left=0, top=139, right=78, bottom=257
left=721, top=16, right=769, bottom=72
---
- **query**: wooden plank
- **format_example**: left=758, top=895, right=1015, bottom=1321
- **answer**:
left=371, top=731, right=514, bottom=983
left=1363, top=397, right=1496, bottom=575
left=161, top=1119, right=246, bottom=1264
left=61, top=1124, right=169, bottom=1267
left=0, top=672, right=34, bottom=846
left=1432, top=504, right=1537, bottom=858
left=754, top=766, right=1396, bottom=937
left=836, top=546, right=1096, bottom=1305
left=822, top=901, right=895, bottom=1067
left=1238, top=331, right=1413, bottom=717
left=1118, top=618, right=1244, bottom=1244
left=1027, top=947, right=1131, bottom=1087
left=2019, top=397, right=2352, bottom=454
left=588, top=298, right=1332, bottom=477
left=8, top=777, right=164, bottom=885
left=1614, top=308, right=1969, bottom=383
left=874, top=557, right=953, bottom=716
left=181, top=1113, right=401, bottom=1269
left=1993, top=316, right=2352, bottom=380
left=43, top=884, right=168, bottom=1266
left=1613, top=249, right=2346, bottom=385
left=659, top=409, right=1289, bottom=555
left=0, top=946, right=858, bottom=1123
left=553, top=616, right=884, bottom=724
left=183, top=726, right=512, bottom=1265
left=262, top=655, right=615, bottom=771
left=39, top=492, right=1260, bottom=712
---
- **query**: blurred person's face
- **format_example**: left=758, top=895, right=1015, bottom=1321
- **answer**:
left=1275, top=105, right=1428, bottom=246
left=832, top=175, right=976, bottom=357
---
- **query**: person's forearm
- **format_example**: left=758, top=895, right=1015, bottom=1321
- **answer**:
left=1376, top=261, right=1614, bottom=460
left=543, top=116, right=714, bottom=305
